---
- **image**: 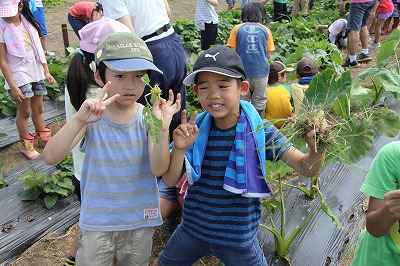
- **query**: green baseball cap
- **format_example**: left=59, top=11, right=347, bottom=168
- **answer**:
left=94, top=32, right=162, bottom=74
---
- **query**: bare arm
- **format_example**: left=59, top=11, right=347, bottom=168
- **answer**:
left=207, top=0, right=219, bottom=6
left=162, top=110, right=198, bottom=187
left=41, top=62, right=56, bottom=86
left=315, top=24, right=329, bottom=30
left=281, top=120, right=326, bottom=177
left=365, top=190, right=400, bottom=237
left=43, top=82, right=120, bottom=165
left=0, top=43, right=24, bottom=102
left=116, top=14, right=135, bottom=33
left=148, top=90, right=181, bottom=177
left=281, top=145, right=325, bottom=177
left=163, top=0, right=172, bottom=17
left=42, top=116, right=87, bottom=165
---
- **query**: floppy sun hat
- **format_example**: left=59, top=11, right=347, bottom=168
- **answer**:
left=0, top=0, right=20, bottom=18
left=183, top=45, right=246, bottom=85
left=94, top=32, right=162, bottom=74
left=78, top=17, right=131, bottom=54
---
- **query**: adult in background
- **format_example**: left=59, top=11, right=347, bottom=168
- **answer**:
left=340, top=0, right=376, bottom=67
left=68, top=1, right=103, bottom=38
left=101, top=0, right=187, bottom=231
left=227, top=2, right=275, bottom=115
left=292, top=0, right=309, bottom=17
left=30, top=0, right=54, bottom=56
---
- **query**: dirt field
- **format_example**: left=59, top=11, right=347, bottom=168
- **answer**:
left=1, top=0, right=385, bottom=265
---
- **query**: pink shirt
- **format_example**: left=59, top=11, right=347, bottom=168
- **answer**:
left=0, top=16, right=45, bottom=90
left=377, top=0, right=394, bottom=14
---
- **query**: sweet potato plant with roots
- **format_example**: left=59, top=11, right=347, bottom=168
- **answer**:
left=259, top=29, right=400, bottom=264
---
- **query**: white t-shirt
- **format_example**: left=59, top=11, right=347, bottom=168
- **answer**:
left=64, top=85, right=102, bottom=180
left=101, top=0, right=173, bottom=41
left=328, top=18, right=348, bottom=48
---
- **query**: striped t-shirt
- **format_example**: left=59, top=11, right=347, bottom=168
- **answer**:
left=181, top=121, right=288, bottom=250
left=79, top=105, right=162, bottom=232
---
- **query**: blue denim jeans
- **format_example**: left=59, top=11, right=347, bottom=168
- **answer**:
left=67, top=13, right=88, bottom=38
left=158, top=225, right=268, bottom=266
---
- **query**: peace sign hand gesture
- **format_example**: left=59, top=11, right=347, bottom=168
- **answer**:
left=172, top=110, right=199, bottom=150
left=76, top=82, right=120, bottom=124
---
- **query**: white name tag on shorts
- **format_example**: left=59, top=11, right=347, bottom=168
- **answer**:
left=144, top=208, right=159, bottom=219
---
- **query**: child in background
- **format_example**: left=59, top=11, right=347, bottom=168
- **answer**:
left=43, top=32, right=181, bottom=265
left=227, top=2, right=275, bottom=115
left=68, top=1, right=103, bottom=38
left=369, top=0, right=394, bottom=48
left=62, top=17, right=131, bottom=266
left=30, top=0, right=54, bottom=56
left=381, top=0, right=399, bottom=34
left=260, top=0, right=288, bottom=21
left=154, top=45, right=326, bottom=265
left=315, top=18, right=348, bottom=51
left=226, top=0, right=235, bottom=10
left=265, top=61, right=294, bottom=128
left=0, top=0, right=55, bottom=159
left=195, top=0, right=219, bottom=50
left=351, top=141, right=400, bottom=266
left=290, top=56, right=318, bottom=113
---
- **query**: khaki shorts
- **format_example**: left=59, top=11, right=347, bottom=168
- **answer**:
left=76, top=227, right=155, bottom=266
left=241, top=76, right=268, bottom=111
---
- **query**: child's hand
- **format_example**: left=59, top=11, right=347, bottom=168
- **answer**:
left=305, top=117, right=327, bottom=153
left=76, top=81, right=120, bottom=124
left=384, top=189, right=400, bottom=220
left=11, top=86, right=25, bottom=102
left=152, top=90, right=181, bottom=131
left=173, top=110, right=198, bottom=150
left=45, top=72, right=56, bottom=86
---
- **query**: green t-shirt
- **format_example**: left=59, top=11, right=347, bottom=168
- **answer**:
left=351, top=141, right=400, bottom=266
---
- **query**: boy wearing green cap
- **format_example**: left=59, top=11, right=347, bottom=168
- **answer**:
left=43, top=32, right=181, bottom=265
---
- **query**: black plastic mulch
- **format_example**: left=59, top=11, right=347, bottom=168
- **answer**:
left=0, top=157, right=80, bottom=265
left=0, top=98, right=399, bottom=265
left=259, top=98, right=400, bottom=265
left=0, top=99, right=65, bottom=148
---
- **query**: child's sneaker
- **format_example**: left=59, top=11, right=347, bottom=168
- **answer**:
left=356, top=53, right=372, bottom=63
left=45, top=49, right=55, bottom=56
left=342, top=58, right=359, bottom=67
left=369, top=42, right=381, bottom=48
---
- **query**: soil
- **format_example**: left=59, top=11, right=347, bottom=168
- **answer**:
left=0, top=0, right=386, bottom=265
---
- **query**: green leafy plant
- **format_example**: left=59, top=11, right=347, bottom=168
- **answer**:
left=0, top=70, right=17, bottom=117
left=18, top=155, right=74, bottom=209
left=261, top=174, right=344, bottom=265
left=0, top=161, right=7, bottom=189
left=45, top=55, right=71, bottom=101
left=141, top=74, right=163, bottom=143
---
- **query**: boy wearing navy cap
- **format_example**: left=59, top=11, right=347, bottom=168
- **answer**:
left=154, top=46, right=326, bottom=266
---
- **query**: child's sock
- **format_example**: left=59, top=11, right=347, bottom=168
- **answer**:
left=349, top=55, right=357, bottom=62
left=361, top=48, right=369, bottom=55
